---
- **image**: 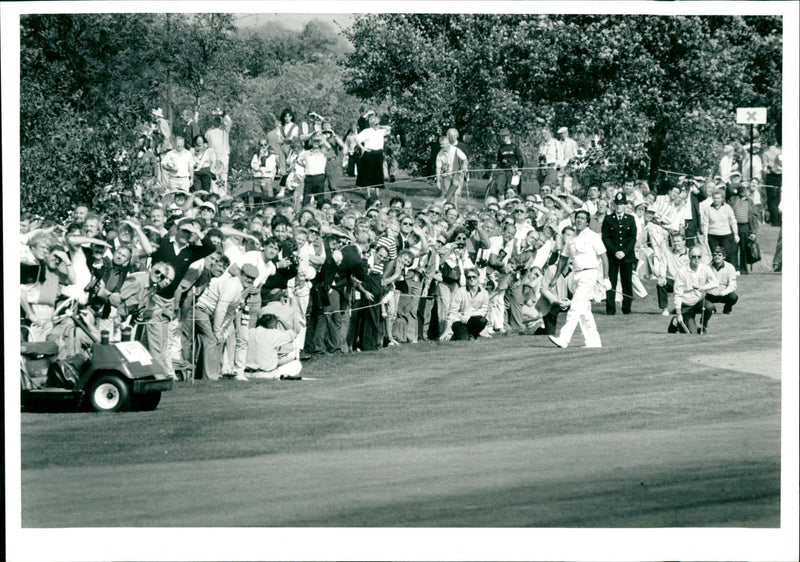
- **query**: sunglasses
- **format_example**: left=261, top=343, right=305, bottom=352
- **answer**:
left=466, top=275, right=479, bottom=280
left=455, top=236, right=467, bottom=241
left=402, top=221, right=413, bottom=226
left=259, top=143, right=267, bottom=147
left=153, top=270, right=168, bottom=279
left=689, top=255, right=703, bottom=259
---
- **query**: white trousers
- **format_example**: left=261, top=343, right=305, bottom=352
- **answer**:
left=557, top=269, right=601, bottom=347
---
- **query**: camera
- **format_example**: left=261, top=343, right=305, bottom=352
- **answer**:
left=465, top=218, right=478, bottom=232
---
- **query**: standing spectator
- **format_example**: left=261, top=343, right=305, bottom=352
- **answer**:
left=557, top=127, right=579, bottom=170
left=151, top=107, right=173, bottom=155
left=104, top=261, right=175, bottom=342
left=205, top=109, right=232, bottom=195
left=435, top=135, right=469, bottom=204
left=684, top=178, right=707, bottom=248
left=177, top=108, right=201, bottom=149
left=538, top=127, right=563, bottom=188
left=654, top=232, right=690, bottom=315
left=147, top=220, right=216, bottom=373
left=548, top=210, right=610, bottom=349
left=356, top=114, right=392, bottom=200
left=279, top=108, right=301, bottom=175
left=761, top=137, right=782, bottom=226
left=322, top=120, right=346, bottom=194
left=701, top=189, right=739, bottom=271
left=741, top=140, right=763, bottom=183
left=296, top=133, right=330, bottom=208
left=250, top=138, right=277, bottom=198
left=492, top=128, right=525, bottom=200
left=160, top=136, right=194, bottom=192
left=182, top=263, right=259, bottom=380
left=728, top=182, right=759, bottom=274
left=705, top=246, right=739, bottom=315
left=602, top=192, right=637, bottom=315
left=343, top=121, right=361, bottom=177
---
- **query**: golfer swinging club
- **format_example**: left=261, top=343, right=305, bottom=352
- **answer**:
left=549, top=209, right=611, bottom=349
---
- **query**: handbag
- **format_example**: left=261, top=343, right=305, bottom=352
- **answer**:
left=746, top=238, right=761, bottom=264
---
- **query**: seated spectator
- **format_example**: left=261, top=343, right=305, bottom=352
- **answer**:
left=244, top=312, right=302, bottom=379
left=192, top=135, right=217, bottom=193
left=705, top=246, right=739, bottom=314
left=440, top=267, right=489, bottom=341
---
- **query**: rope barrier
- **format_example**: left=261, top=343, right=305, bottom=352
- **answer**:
left=657, top=168, right=779, bottom=189
left=237, top=165, right=561, bottom=209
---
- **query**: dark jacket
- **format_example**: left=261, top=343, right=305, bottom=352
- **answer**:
left=601, top=213, right=637, bottom=263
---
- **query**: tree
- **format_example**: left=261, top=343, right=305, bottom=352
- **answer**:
left=343, top=14, right=782, bottom=184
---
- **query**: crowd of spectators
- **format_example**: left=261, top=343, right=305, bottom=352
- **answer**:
left=20, top=110, right=780, bottom=379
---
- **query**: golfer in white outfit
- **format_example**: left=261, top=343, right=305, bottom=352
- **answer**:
left=549, top=210, right=610, bottom=348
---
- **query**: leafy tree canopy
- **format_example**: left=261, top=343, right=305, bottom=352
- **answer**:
left=343, top=14, right=782, bottom=184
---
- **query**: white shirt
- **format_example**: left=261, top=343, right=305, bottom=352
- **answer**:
left=162, top=148, right=194, bottom=178
left=567, top=227, right=606, bottom=270
left=356, top=127, right=389, bottom=151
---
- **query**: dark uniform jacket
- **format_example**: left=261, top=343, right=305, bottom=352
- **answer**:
left=601, top=213, right=638, bottom=264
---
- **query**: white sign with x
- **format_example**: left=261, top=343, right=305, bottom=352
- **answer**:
left=736, top=107, right=767, bottom=124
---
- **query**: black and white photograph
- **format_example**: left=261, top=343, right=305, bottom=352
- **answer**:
left=3, top=1, right=798, bottom=561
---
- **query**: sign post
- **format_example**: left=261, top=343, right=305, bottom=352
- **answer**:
left=736, top=107, right=767, bottom=181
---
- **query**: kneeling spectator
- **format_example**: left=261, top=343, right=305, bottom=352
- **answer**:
left=440, top=267, right=489, bottom=341
left=670, top=248, right=718, bottom=334
left=705, top=246, right=739, bottom=314
left=244, top=312, right=302, bottom=379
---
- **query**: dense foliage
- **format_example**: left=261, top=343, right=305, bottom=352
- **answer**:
left=20, top=13, right=783, bottom=221
left=20, top=14, right=362, bottom=221
left=343, top=14, right=782, bottom=184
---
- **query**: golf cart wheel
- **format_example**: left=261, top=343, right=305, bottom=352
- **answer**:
left=132, top=392, right=162, bottom=411
left=88, top=374, right=131, bottom=412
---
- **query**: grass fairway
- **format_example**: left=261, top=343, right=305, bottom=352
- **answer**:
left=20, top=268, right=782, bottom=528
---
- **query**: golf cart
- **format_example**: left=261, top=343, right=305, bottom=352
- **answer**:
left=20, top=299, right=172, bottom=413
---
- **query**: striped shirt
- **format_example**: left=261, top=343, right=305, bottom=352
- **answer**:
left=376, top=235, right=398, bottom=260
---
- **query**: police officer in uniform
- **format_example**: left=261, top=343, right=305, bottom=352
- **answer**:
left=601, top=191, right=637, bottom=314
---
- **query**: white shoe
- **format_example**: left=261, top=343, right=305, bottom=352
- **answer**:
left=548, top=335, right=567, bottom=348
left=233, top=373, right=249, bottom=381
left=584, top=343, right=602, bottom=349
left=661, top=308, right=670, bottom=316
